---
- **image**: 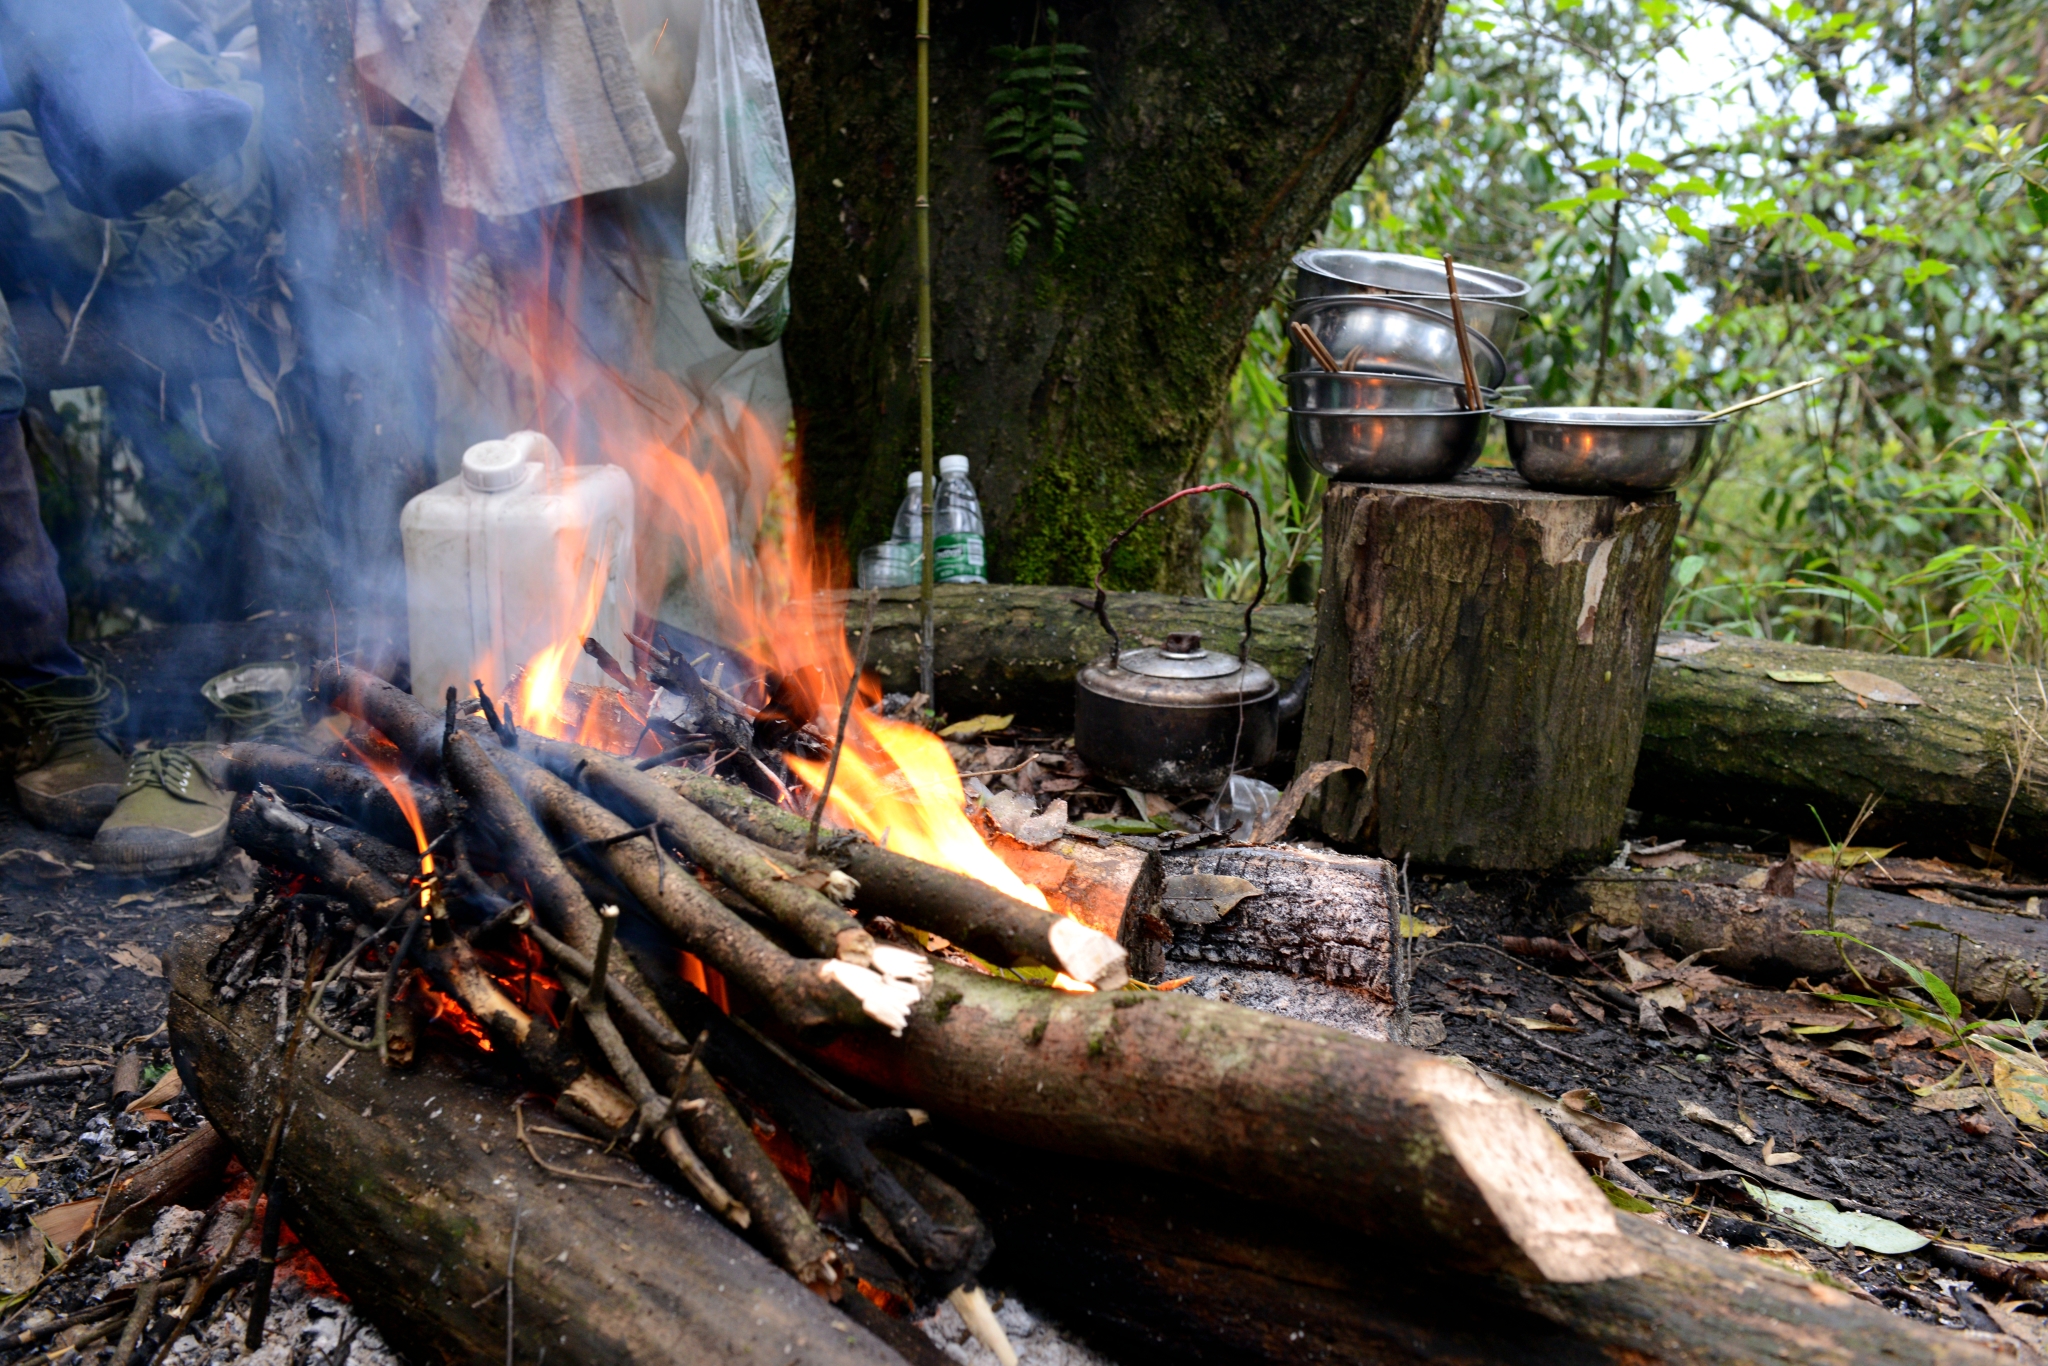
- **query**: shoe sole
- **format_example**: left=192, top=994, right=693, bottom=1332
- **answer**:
left=91, top=820, right=228, bottom=879
left=16, top=778, right=122, bottom=836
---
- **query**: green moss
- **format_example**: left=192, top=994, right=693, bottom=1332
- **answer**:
left=931, top=986, right=965, bottom=1024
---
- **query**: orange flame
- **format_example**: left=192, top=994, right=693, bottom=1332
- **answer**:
left=343, top=739, right=435, bottom=906
left=433, top=214, right=1045, bottom=909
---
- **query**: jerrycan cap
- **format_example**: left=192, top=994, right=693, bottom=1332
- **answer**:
left=462, top=430, right=560, bottom=493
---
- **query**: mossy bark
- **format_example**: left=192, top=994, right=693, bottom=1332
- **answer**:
left=1634, top=634, right=2047, bottom=854
left=760, top=0, right=1444, bottom=589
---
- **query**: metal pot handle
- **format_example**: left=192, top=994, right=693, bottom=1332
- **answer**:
left=1089, top=482, right=1267, bottom=670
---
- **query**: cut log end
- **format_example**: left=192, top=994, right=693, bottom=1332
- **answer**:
left=1048, top=918, right=1129, bottom=991
left=1416, top=1062, right=1647, bottom=1284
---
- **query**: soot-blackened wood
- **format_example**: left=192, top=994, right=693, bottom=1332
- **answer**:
left=166, top=927, right=908, bottom=1366
left=1568, top=864, right=2048, bottom=1014
left=800, top=965, right=1640, bottom=1285
left=1297, top=472, right=1678, bottom=869
left=215, top=743, right=448, bottom=852
left=921, top=1130, right=2009, bottom=1366
left=1159, top=844, right=1394, bottom=987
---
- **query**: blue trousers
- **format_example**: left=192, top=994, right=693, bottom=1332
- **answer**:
left=0, top=291, right=84, bottom=685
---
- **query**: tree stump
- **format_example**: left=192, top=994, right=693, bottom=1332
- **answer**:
left=1297, top=471, right=1678, bottom=869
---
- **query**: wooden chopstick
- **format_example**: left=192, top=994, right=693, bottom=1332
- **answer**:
left=1288, top=319, right=1342, bottom=373
left=1440, top=253, right=1484, bottom=411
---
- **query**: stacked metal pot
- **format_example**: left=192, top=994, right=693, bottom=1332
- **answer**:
left=1286, top=249, right=1528, bottom=483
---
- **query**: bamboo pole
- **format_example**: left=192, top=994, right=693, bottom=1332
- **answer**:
left=915, top=0, right=936, bottom=702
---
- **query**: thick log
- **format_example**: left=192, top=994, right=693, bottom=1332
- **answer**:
left=823, top=585, right=1315, bottom=723
left=824, top=587, right=2044, bottom=859
left=166, top=928, right=907, bottom=1366
left=922, top=1129, right=2010, bottom=1366
left=1159, top=844, right=1394, bottom=988
left=1635, top=633, right=2046, bottom=854
left=1295, top=473, right=1678, bottom=869
left=647, top=766, right=1129, bottom=989
left=792, top=964, right=1642, bottom=1284
left=1565, top=863, right=2048, bottom=1014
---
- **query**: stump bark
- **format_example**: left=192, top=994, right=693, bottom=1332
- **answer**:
left=1295, top=472, right=1678, bottom=869
left=166, top=927, right=905, bottom=1366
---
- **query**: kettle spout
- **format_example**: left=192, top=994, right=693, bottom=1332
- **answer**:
left=1275, top=655, right=1315, bottom=722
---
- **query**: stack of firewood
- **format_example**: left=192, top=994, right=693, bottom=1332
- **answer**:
left=161, top=658, right=2003, bottom=1366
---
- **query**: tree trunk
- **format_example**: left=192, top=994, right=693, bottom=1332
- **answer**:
left=760, top=0, right=1444, bottom=587
left=250, top=0, right=436, bottom=619
left=1635, top=633, right=2047, bottom=855
left=1295, top=474, right=1678, bottom=869
left=166, top=926, right=908, bottom=1366
left=917, top=1130, right=2010, bottom=1366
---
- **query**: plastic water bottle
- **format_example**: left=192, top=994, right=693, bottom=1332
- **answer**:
left=890, top=470, right=926, bottom=544
left=932, top=454, right=987, bottom=583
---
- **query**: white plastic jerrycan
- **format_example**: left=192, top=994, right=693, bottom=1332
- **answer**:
left=400, top=431, right=636, bottom=707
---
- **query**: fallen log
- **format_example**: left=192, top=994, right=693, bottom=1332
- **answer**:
left=1636, top=633, right=2046, bottom=855
left=745, top=964, right=1642, bottom=1284
left=825, top=587, right=2045, bottom=857
left=166, top=927, right=907, bottom=1366
left=923, top=1128, right=2012, bottom=1366
left=1566, top=863, right=2048, bottom=1014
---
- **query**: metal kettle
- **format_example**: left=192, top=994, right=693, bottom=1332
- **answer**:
left=1071, top=483, right=1309, bottom=793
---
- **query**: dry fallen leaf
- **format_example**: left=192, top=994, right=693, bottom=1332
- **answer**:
left=1994, top=1052, right=2048, bottom=1132
left=1760, top=1137, right=1803, bottom=1166
left=0, top=1225, right=42, bottom=1296
left=122, top=1068, right=183, bottom=1114
left=0, top=849, right=71, bottom=886
left=937, top=714, right=1015, bottom=741
left=29, top=1199, right=96, bottom=1254
left=107, top=944, right=163, bottom=979
left=1767, top=670, right=1834, bottom=684
left=1681, top=1099, right=1757, bottom=1145
left=1655, top=637, right=1719, bottom=659
left=1510, top=1016, right=1580, bottom=1033
left=1829, top=669, right=1924, bottom=706
left=0, top=969, right=28, bottom=989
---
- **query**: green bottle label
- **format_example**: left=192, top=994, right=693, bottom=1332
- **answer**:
left=934, top=532, right=986, bottom=582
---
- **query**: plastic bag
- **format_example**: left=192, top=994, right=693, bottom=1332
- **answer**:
left=679, top=0, right=794, bottom=350
left=1207, top=775, right=1281, bottom=842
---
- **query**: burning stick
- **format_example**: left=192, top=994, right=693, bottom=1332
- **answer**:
left=485, top=742, right=923, bottom=1034
left=558, top=908, right=750, bottom=1227
left=523, top=735, right=895, bottom=969
left=216, top=742, right=449, bottom=851
left=649, top=766, right=1130, bottom=989
left=228, top=791, right=410, bottom=925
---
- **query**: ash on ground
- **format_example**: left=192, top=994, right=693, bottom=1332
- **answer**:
left=918, top=1293, right=1115, bottom=1366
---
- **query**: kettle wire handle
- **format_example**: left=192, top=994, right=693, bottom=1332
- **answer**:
left=1089, top=482, right=1267, bottom=669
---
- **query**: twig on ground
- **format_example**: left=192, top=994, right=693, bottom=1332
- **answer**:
left=513, top=1100, right=653, bottom=1190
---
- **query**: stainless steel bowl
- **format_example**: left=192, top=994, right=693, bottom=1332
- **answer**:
left=1294, top=248, right=1529, bottom=351
left=1285, top=369, right=1487, bottom=413
left=1289, top=407, right=1491, bottom=484
left=1500, top=407, right=1722, bottom=493
left=1289, top=296, right=1507, bottom=390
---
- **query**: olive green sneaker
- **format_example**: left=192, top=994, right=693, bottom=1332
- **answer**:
left=91, top=748, right=232, bottom=877
left=200, top=662, right=306, bottom=743
left=1, top=669, right=129, bottom=835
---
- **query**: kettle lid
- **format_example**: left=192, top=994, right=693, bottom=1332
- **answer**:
left=1117, top=631, right=1246, bottom=680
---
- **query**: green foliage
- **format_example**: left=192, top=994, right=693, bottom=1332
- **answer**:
left=985, top=9, right=1091, bottom=266
left=1201, top=0, right=2048, bottom=669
